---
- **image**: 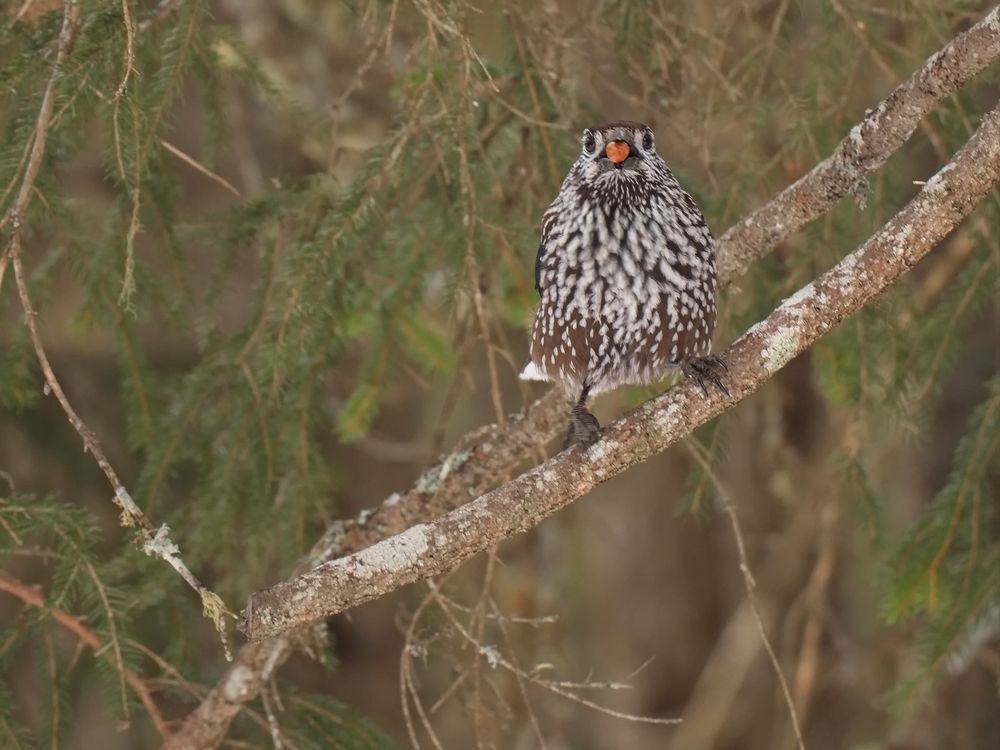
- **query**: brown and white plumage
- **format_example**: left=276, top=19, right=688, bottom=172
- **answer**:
left=521, top=121, right=727, bottom=447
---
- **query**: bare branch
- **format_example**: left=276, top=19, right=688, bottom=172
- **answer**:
left=241, top=101, right=1000, bottom=642
left=7, top=1, right=79, bottom=216
left=426, top=583, right=681, bottom=726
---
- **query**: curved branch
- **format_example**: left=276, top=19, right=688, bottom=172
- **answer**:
left=241, top=101, right=1000, bottom=642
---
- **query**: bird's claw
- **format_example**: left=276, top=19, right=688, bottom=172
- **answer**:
left=681, top=355, right=730, bottom=397
left=563, top=405, right=602, bottom=449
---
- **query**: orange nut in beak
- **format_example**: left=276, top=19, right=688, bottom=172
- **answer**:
left=605, top=140, right=630, bottom=164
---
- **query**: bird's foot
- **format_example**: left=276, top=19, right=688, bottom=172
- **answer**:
left=563, top=404, right=602, bottom=449
left=681, top=355, right=730, bottom=397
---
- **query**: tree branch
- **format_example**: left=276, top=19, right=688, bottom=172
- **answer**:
left=241, top=100, right=1000, bottom=641
left=165, top=6, right=1000, bottom=747
left=717, top=4, right=1000, bottom=282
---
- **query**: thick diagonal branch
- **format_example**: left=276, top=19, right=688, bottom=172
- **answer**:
left=241, top=101, right=1000, bottom=642
left=252, top=1, right=1000, bottom=589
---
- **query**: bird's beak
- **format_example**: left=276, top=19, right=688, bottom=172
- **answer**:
left=604, top=140, right=631, bottom=165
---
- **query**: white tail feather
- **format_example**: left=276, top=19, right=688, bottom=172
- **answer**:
left=519, top=361, right=551, bottom=382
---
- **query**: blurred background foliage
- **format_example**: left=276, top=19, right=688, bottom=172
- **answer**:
left=1, top=0, right=998, bottom=747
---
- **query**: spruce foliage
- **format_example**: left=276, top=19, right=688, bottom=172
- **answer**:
left=1, top=0, right=997, bottom=746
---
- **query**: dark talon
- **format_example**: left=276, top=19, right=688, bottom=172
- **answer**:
left=562, top=385, right=601, bottom=449
left=563, top=404, right=602, bottom=449
left=681, top=356, right=731, bottom=398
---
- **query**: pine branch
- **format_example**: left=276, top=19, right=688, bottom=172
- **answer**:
left=2, top=0, right=233, bottom=660
left=240, top=101, right=1000, bottom=642
left=164, top=7, right=1000, bottom=748
left=0, top=574, right=169, bottom=738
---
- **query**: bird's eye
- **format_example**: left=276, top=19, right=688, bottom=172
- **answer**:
left=582, top=131, right=597, bottom=155
left=641, top=129, right=654, bottom=151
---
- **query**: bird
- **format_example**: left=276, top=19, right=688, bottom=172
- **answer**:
left=520, top=120, right=728, bottom=448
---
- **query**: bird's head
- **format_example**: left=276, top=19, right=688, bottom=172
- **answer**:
left=571, top=121, right=668, bottom=194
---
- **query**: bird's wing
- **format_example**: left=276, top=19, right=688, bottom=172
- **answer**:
left=534, top=208, right=561, bottom=295
left=534, top=242, right=545, bottom=294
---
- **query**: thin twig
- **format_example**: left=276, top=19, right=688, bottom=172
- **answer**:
left=444, top=599, right=559, bottom=627
left=789, top=493, right=839, bottom=737
left=8, top=1, right=80, bottom=215
left=400, top=583, right=450, bottom=750
left=13, top=0, right=39, bottom=22
left=428, top=582, right=682, bottom=726
left=45, top=632, right=58, bottom=749
left=114, top=0, right=136, bottom=100
left=83, top=560, right=130, bottom=727
left=751, top=0, right=793, bottom=100
left=129, top=638, right=205, bottom=701
left=0, top=252, right=9, bottom=301
left=489, top=599, right=547, bottom=748
left=110, top=0, right=140, bottom=311
left=160, top=138, right=242, bottom=197
left=686, top=440, right=804, bottom=749
left=428, top=668, right=470, bottom=715
left=469, top=548, right=499, bottom=746
left=260, top=688, right=285, bottom=750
